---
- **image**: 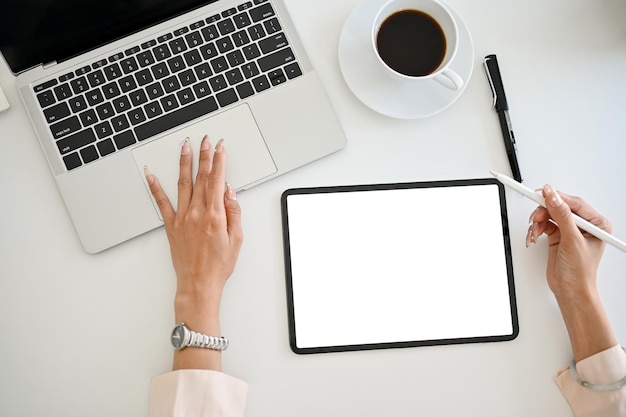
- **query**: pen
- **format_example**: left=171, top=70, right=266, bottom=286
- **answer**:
left=490, top=170, right=626, bottom=253
left=483, top=55, right=523, bottom=182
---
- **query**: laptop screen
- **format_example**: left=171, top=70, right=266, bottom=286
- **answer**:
left=0, top=0, right=218, bottom=74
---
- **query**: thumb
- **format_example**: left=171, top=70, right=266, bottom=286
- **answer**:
left=224, top=184, right=243, bottom=246
left=542, top=184, right=579, bottom=239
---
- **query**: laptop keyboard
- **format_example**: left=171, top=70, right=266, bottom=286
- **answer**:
left=32, top=0, right=303, bottom=171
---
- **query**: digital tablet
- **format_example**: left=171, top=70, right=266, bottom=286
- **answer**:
left=281, top=178, right=518, bottom=354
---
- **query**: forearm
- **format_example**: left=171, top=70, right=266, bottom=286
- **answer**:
left=555, top=287, right=617, bottom=363
left=173, top=290, right=223, bottom=371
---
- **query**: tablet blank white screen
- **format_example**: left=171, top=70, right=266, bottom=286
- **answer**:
left=285, top=183, right=514, bottom=349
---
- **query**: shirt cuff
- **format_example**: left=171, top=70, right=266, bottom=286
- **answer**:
left=555, top=345, right=626, bottom=417
left=150, top=369, right=248, bottom=417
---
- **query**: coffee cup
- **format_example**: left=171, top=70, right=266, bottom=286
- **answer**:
left=372, top=0, right=464, bottom=90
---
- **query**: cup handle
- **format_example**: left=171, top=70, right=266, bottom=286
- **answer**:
left=434, top=69, right=464, bottom=90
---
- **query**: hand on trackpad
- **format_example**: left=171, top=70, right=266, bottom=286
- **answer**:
left=132, top=104, right=277, bottom=220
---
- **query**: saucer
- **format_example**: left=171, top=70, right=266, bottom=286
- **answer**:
left=338, top=0, right=474, bottom=119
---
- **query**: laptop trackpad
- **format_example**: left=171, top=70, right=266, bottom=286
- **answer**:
left=132, top=104, right=277, bottom=220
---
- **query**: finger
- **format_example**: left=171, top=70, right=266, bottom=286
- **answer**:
left=191, top=135, right=213, bottom=206
left=224, top=183, right=243, bottom=247
left=177, top=138, right=193, bottom=213
left=529, top=206, right=549, bottom=224
left=542, top=184, right=580, bottom=240
left=145, top=166, right=175, bottom=223
left=207, top=139, right=227, bottom=209
left=560, top=193, right=612, bottom=234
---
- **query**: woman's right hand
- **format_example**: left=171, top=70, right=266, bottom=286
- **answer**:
left=526, top=184, right=611, bottom=300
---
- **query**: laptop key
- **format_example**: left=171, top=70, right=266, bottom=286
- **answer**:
left=94, top=121, right=113, bottom=139
left=284, top=62, right=302, bottom=79
left=102, top=82, right=121, bottom=99
left=95, top=103, right=114, bottom=121
left=169, top=38, right=187, bottom=54
left=119, top=76, right=137, bottom=93
left=236, top=82, right=254, bottom=99
left=264, top=18, right=281, bottom=34
left=216, top=88, right=238, bottom=107
left=37, top=90, right=56, bottom=108
left=153, top=44, right=172, bottom=61
left=50, top=115, right=81, bottom=139
left=248, top=24, right=265, bottom=41
left=85, top=89, right=104, bottom=106
left=185, top=31, right=203, bottom=48
left=144, top=101, right=163, bottom=118
left=183, top=49, right=202, bottom=67
left=104, top=63, right=122, bottom=80
left=160, top=94, right=179, bottom=112
left=79, top=109, right=98, bottom=127
left=71, top=77, right=89, bottom=94
left=225, top=68, right=243, bottom=85
left=63, top=152, right=82, bottom=171
left=162, top=76, right=181, bottom=93
left=134, top=96, right=218, bottom=141
left=176, top=88, right=195, bottom=105
left=232, top=30, right=250, bottom=47
left=217, top=18, right=236, bottom=36
left=152, top=62, right=170, bottom=80
left=112, top=114, right=131, bottom=132
left=34, top=79, right=58, bottom=93
left=113, top=96, right=132, bottom=113
left=233, top=12, right=252, bottom=29
left=178, top=69, right=197, bottom=87
left=97, top=139, right=115, bottom=156
left=54, top=83, right=73, bottom=100
left=87, top=70, right=106, bottom=87
left=128, top=108, right=147, bottom=125
left=250, top=3, right=275, bottom=22
left=194, top=63, right=213, bottom=80
left=251, top=74, right=270, bottom=92
left=146, top=82, right=165, bottom=100
left=193, top=81, right=211, bottom=98
left=200, top=43, right=218, bottom=60
left=209, top=74, right=228, bottom=92
left=167, top=55, right=186, bottom=73
left=44, top=102, right=71, bottom=123
left=201, top=25, right=220, bottom=41
left=80, top=145, right=99, bottom=164
left=259, top=33, right=289, bottom=54
left=120, top=57, right=139, bottom=74
left=135, top=69, right=153, bottom=86
left=56, top=128, right=96, bottom=154
left=137, top=50, right=156, bottom=67
left=241, top=62, right=260, bottom=79
left=69, top=96, right=88, bottom=113
left=258, top=47, right=295, bottom=72
left=113, top=130, right=136, bottom=150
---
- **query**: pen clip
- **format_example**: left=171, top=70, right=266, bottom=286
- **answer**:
left=483, top=56, right=497, bottom=108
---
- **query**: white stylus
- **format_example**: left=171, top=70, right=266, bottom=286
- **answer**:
left=490, top=170, right=626, bottom=253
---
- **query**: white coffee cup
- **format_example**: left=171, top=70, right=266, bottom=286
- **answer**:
left=372, top=0, right=464, bottom=90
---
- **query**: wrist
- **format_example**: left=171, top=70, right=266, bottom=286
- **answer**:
left=175, top=291, right=222, bottom=333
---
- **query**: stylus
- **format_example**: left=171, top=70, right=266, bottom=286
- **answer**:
left=490, top=170, right=626, bottom=253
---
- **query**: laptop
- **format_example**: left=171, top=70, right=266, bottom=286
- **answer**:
left=0, top=0, right=346, bottom=253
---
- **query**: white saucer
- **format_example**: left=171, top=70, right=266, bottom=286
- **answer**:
left=338, top=0, right=474, bottom=119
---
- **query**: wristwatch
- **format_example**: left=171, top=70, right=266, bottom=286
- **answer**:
left=171, top=323, right=229, bottom=351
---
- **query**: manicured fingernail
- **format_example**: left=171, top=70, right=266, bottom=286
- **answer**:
left=528, top=207, right=539, bottom=224
left=144, top=165, right=154, bottom=185
left=181, top=138, right=190, bottom=155
left=215, top=139, right=224, bottom=153
left=226, top=183, right=237, bottom=200
left=201, top=135, right=209, bottom=151
left=544, top=184, right=563, bottom=207
left=525, top=223, right=537, bottom=247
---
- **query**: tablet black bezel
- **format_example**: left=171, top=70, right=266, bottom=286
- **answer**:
left=281, top=178, right=518, bottom=355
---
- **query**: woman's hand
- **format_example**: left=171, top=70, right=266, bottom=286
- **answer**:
left=145, top=135, right=243, bottom=370
left=527, top=184, right=616, bottom=361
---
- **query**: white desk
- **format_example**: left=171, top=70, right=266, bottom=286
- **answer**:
left=1, top=1, right=625, bottom=416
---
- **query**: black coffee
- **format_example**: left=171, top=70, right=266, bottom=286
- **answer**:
left=376, top=10, right=446, bottom=77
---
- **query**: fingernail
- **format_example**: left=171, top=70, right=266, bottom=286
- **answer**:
left=144, top=165, right=154, bottom=185
left=181, top=138, right=190, bottom=155
left=215, top=139, right=224, bottom=153
left=528, top=207, right=538, bottom=224
left=226, top=183, right=237, bottom=200
left=525, top=223, right=537, bottom=247
left=544, top=184, right=563, bottom=207
left=201, top=135, right=209, bottom=151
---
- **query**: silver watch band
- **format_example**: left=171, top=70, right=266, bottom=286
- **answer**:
left=187, top=328, right=229, bottom=350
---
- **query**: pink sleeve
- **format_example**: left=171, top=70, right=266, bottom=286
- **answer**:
left=556, top=345, right=626, bottom=417
left=149, top=370, right=248, bottom=417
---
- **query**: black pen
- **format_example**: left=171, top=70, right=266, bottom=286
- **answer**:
left=483, top=54, right=523, bottom=182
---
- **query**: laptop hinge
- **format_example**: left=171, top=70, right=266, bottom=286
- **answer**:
left=42, top=61, right=57, bottom=70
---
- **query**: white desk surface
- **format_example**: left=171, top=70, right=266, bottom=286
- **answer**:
left=1, top=1, right=625, bottom=416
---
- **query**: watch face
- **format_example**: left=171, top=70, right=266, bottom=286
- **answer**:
left=171, top=325, right=185, bottom=349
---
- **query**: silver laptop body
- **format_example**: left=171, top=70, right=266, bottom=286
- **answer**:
left=7, top=0, right=346, bottom=253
